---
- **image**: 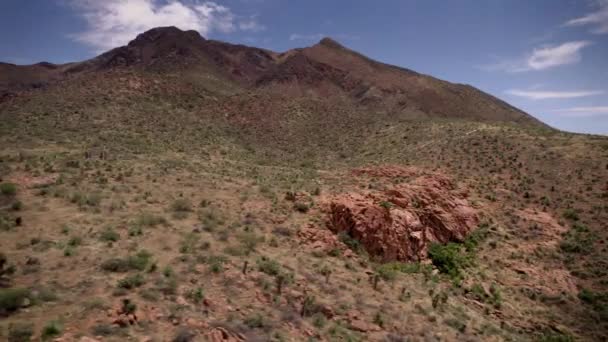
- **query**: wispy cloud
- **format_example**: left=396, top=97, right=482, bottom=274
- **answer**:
left=480, top=41, right=592, bottom=72
left=505, top=89, right=604, bottom=100
left=565, top=0, right=608, bottom=34
left=552, top=106, right=608, bottom=117
left=289, top=33, right=360, bottom=42
left=239, top=15, right=266, bottom=32
left=68, top=0, right=264, bottom=52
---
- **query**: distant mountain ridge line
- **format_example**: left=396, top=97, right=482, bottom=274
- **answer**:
left=0, top=26, right=545, bottom=127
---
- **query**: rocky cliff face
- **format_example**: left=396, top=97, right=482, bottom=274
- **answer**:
left=328, top=166, right=478, bottom=261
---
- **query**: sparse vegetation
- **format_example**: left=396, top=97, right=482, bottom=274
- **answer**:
left=117, top=274, right=145, bottom=289
left=0, top=183, right=17, bottom=196
left=41, top=321, right=62, bottom=340
left=0, top=288, right=30, bottom=314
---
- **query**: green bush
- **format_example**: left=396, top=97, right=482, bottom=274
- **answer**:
left=117, top=274, right=145, bottom=289
left=0, top=288, right=30, bottom=313
left=338, top=232, right=363, bottom=254
left=428, top=243, right=470, bottom=280
left=99, top=227, right=120, bottom=242
left=101, top=250, right=152, bottom=272
left=257, top=257, right=281, bottom=276
left=560, top=223, right=595, bottom=254
left=0, top=182, right=17, bottom=196
left=562, top=209, right=579, bottom=221
left=41, top=321, right=62, bottom=340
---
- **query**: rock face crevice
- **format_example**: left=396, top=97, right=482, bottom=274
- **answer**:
left=327, top=167, right=478, bottom=262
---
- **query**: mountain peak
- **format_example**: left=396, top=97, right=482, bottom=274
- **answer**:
left=128, top=26, right=204, bottom=47
left=318, top=37, right=344, bottom=49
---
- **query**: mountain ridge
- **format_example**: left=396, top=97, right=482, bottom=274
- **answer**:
left=0, top=26, right=544, bottom=127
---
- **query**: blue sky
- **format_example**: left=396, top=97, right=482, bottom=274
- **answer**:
left=1, top=0, right=607, bottom=135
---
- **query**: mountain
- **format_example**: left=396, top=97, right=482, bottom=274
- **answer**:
left=1, top=26, right=541, bottom=126
left=1, top=27, right=607, bottom=342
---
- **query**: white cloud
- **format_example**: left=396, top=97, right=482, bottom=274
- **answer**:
left=69, top=0, right=263, bottom=52
left=552, top=106, right=608, bottom=117
left=480, top=41, right=592, bottom=72
left=565, top=0, right=608, bottom=34
left=526, top=41, right=592, bottom=70
left=505, top=89, right=604, bottom=100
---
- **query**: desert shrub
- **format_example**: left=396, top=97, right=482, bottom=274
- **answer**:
left=0, top=288, right=30, bottom=313
left=373, top=311, right=386, bottom=328
left=41, top=321, right=62, bottom=340
left=10, top=201, right=22, bottom=211
left=245, top=313, right=269, bottom=329
left=237, top=232, right=264, bottom=255
left=379, top=201, right=393, bottom=209
left=464, top=222, right=490, bottom=252
left=374, top=261, right=432, bottom=280
left=300, top=295, right=323, bottom=318
left=0, top=182, right=17, bottom=196
left=171, top=198, right=192, bottom=212
left=8, top=322, right=34, bottom=342
left=312, top=312, right=327, bottom=328
left=67, top=236, right=82, bottom=247
left=121, top=298, right=137, bottom=314
left=272, top=226, right=292, bottom=237
left=444, top=317, right=466, bottom=332
left=179, top=233, right=200, bottom=254
left=207, top=256, right=226, bottom=273
left=71, top=191, right=101, bottom=207
left=375, top=263, right=399, bottom=281
left=578, top=288, right=608, bottom=319
left=538, top=332, right=575, bottom=342
left=101, top=258, right=130, bottom=272
left=199, top=209, right=224, bottom=231
left=185, top=287, right=204, bottom=304
left=102, top=251, right=152, bottom=272
left=99, top=227, right=120, bottom=242
left=338, top=232, right=363, bottom=254
left=468, top=283, right=502, bottom=308
left=0, top=214, right=14, bottom=231
left=326, top=322, right=361, bottom=341
left=257, top=257, right=281, bottom=276
left=128, top=225, right=143, bottom=237
left=428, top=243, right=471, bottom=280
left=136, top=212, right=167, bottom=227
left=560, top=223, right=595, bottom=254
left=117, top=274, right=145, bottom=289
left=293, top=202, right=310, bottom=213
left=562, top=209, right=579, bottom=221
left=63, top=246, right=75, bottom=257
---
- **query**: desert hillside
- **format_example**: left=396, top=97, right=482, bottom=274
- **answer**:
left=0, top=27, right=607, bottom=342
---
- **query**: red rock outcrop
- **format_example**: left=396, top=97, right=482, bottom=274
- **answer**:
left=327, top=168, right=478, bottom=261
